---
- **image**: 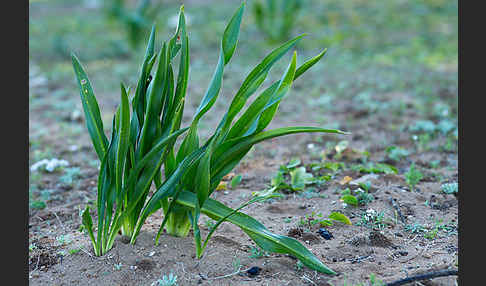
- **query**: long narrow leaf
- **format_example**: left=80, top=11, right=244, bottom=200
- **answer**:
left=72, top=54, right=109, bottom=160
left=175, top=190, right=336, bottom=275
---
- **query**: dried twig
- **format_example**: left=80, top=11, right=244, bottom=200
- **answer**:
left=389, top=198, right=405, bottom=224
left=386, top=269, right=458, bottom=286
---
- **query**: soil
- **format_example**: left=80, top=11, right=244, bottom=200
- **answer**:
left=28, top=127, right=458, bottom=285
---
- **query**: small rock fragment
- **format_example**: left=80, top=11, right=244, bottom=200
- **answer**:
left=247, top=266, right=261, bottom=277
left=317, top=228, right=333, bottom=240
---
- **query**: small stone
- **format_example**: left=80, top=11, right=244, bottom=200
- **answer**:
left=247, top=266, right=261, bottom=277
left=398, top=251, right=408, bottom=256
left=317, top=228, right=333, bottom=240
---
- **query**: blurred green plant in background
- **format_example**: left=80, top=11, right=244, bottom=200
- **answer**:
left=253, top=0, right=303, bottom=43
left=104, top=0, right=163, bottom=50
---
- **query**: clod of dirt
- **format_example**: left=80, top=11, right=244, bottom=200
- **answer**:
left=317, top=228, right=333, bottom=240
left=120, top=235, right=131, bottom=244
left=29, top=252, right=59, bottom=271
left=247, top=266, right=262, bottom=277
left=288, top=227, right=304, bottom=238
left=349, top=235, right=368, bottom=247
left=301, top=232, right=321, bottom=244
left=135, top=259, right=155, bottom=271
left=368, top=231, right=393, bottom=247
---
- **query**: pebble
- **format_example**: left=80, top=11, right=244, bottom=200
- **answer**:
left=247, top=266, right=261, bottom=277
left=317, top=228, right=333, bottom=240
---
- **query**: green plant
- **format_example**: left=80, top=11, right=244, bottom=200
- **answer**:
left=59, top=167, right=82, bottom=186
left=404, top=223, right=427, bottom=234
left=253, top=0, right=303, bottom=43
left=356, top=209, right=386, bottom=230
left=404, top=163, right=423, bottom=191
left=249, top=245, right=270, bottom=258
left=152, top=273, right=178, bottom=286
left=296, top=260, right=304, bottom=271
left=68, top=248, right=82, bottom=255
left=74, top=3, right=345, bottom=274
left=299, top=211, right=351, bottom=228
left=441, top=182, right=458, bottom=194
left=230, top=174, right=242, bottom=189
left=29, top=200, right=46, bottom=210
left=105, top=0, right=162, bottom=50
left=385, top=146, right=410, bottom=162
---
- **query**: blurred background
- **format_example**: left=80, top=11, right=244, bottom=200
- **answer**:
left=29, top=0, right=458, bottom=207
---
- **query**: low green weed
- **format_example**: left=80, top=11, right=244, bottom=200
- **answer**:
left=356, top=209, right=386, bottom=230
left=299, top=211, right=351, bottom=228
left=404, top=163, right=423, bottom=191
left=441, top=182, right=458, bottom=194
left=104, top=0, right=162, bottom=50
left=385, top=146, right=410, bottom=162
left=253, top=0, right=302, bottom=43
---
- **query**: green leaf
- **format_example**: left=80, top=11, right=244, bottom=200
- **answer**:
left=340, top=195, right=358, bottom=206
left=175, top=190, right=336, bottom=275
left=210, top=126, right=347, bottom=190
left=228, top=49, right=328, bottom=139
left=290, top=167, right=313, bottom=191
left=81, top=206, right=97, bottom=255
left=286, top=158, right=301, bottom=169
left=72, top=53, right=109, bottom=160
left=221, top=2, right=245, bottom=64
left=230, top=174, right=242, bottom=189
left=328, top=212, right=352, bottom=225
left=222, top=37, right=303, bottom=137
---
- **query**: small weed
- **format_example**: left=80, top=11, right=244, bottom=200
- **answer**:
left=59, top=167, right=82, bottom=186
left=29, top=243, right=37, bottom=252
left=441, top=182, right=458, bottom=194
left=295, top=260, right=304, bottom=271
left=68, top=248, right=81, bottom=255
left=114, top=263, right=123, bottom=271
left=56, top=234, right=72, bottom=246
left=404, top=163, right=423, bottom=191
left=232, top=257, right=241, bottom=272
left=204, top=219, right=216, bottom=229
left=356, top=209, right=386, bottom=230
left=405, top=223, right=427, bottom=234
left=350, top=162, right=397, bottom=174
left=249, top=245, right=270, bottom=259
left=299, top=211, right=351, bottom=228
left=29, top=200, right=46, bottom=210
left=385, top=146, right=410, bottom=162
left=340, top=188, right=374, bottom=207
left=230, top=174, right=242, bottom=189
left=151, top=273, right=178, bottom=286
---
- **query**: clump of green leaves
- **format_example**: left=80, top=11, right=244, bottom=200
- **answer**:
left=151, top=273, right=178, bottom=286
left=404, top=163, right=423, bottom=191
left=299, top=211, right=351, bottom=228
left=340, top=187, right=374, bottom=207
left=350, top=162, right=397, bottom=174
left=356, top=209, right=386, bottom=230
left=73, top=3, right=346, bottom=275
left=269, top=158, right=332, bottom=193
left=249, top=245, right=270, bottom=259
left=441, top=182, right=458, bottom=194
left=59, top=167, right=82, bottom=186
left=385, top=146, right=410, bottom=162
left=253, top=0, right=303, bottom=43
